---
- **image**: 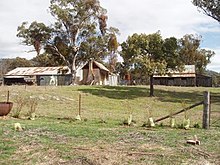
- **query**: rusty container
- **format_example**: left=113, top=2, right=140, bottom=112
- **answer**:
left=0, top=102, right=13, bottom=116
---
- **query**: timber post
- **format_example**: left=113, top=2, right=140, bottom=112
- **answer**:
left=78, top=93, right=82, bottom=116
left=7, top=91, right=9, bottom=102
left=202, top=91, right=210, bottom=129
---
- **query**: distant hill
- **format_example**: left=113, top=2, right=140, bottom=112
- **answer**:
left=205, top=70, right=220, bottom=86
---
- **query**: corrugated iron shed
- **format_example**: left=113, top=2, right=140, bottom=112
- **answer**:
left=4, top=66, right=71, bottom=76
left=154, top=65, right=196, bottom=78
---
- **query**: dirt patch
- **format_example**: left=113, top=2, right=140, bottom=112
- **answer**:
left=10, top=141, right=63, bottom=165
left=60, top=157, right=97, bottom=165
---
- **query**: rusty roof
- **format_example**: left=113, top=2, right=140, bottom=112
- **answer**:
left=4, top=66, right=71, bottom=76
left=82, top=60, right=109, bottom=72
left=154, top=65, right=196, bottom=78
left=93, top=61, right=109, bottom=72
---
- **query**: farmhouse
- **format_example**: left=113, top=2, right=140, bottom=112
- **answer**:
left=153, top=65, right=212, bottom=87
left=3, top=66, right=72, bottom=86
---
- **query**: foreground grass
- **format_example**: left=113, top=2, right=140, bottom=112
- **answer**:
left=0, top=85, right=220, bottom=164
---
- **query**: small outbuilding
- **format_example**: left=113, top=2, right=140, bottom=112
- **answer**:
left=153, top=65, right=212, bottom=87
left=81, top=60, right=109, bottom=85
left=3, top=66, right=72, bottom=86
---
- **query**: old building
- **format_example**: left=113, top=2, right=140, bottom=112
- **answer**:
left=81, top=60, right=110, bottom=85
left=153, top=65, right=212, bottom=87
left=3, top=66, right=72, bottom=86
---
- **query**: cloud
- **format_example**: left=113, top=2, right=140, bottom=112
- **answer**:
left=0, top=0, right=219, bottom=72
left=207, top=48, right=220, bottom=72
left=100, top=0, right=220, bottom=72
left=0, top=0, right=52, bottom=58
left=100, top=0, right=217, bottom=41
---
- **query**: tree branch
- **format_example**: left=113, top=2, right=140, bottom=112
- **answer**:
left=49, top=45, right=70, bottom=67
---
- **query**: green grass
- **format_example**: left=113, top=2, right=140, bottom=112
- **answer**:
left=0, top=85, right=220, bottom=164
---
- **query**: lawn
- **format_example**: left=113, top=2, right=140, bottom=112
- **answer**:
left=0, top=85, right=220, bottom=165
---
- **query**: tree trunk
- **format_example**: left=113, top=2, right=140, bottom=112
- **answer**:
left=149, top=75, right=154, bottom=97
left=71, top=54, right=77, bottom=85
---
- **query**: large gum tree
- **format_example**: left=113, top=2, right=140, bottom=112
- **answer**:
left=192, top=0, right=220, bottom=23
left=120, top=32, right=183, bottom=97
left=17, top=0, right=117, bottom=84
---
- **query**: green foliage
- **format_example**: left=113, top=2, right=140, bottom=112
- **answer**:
left=0, top=58, right=33, bottom=74
left=78, top=35, right=109, bottom=62
left=192, top=0, right=220, bottom=22
left=17, top=0, right=119, bottom=83
left=120, top=32, right=183, bottom=96
left=178, top=34, right=215, bottom=73
left=107, top=32, right=119, bottom=72
left=47, top=0, right=111, bottom=66
left=205, top=70, right=220, bottom=86
left=0, top=59, right=14, bottom=77
left=108, top=33, right=119, bottom=53
left=8, top=57, right=33, bottom=70
left=31, top=53, right=65, bottom=67
left=162, top=37, right=183, bottom=69
left=0, top=86, right=220, bottom=164
left=121, top=32, right=184, bottom=76
left=17, top=21, right=52, bottom=55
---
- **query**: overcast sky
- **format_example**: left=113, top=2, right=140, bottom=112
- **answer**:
left=0, top=0, right=220, bottom=72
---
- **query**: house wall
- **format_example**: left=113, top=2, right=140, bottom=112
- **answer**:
left=100, top=70, right=108, bottom=85
left=3, top=77, right=26, bottom=85
left=93, top=69, right=101, bottom=85
left=37, top=75, right=56, bottom=86
left=57, top=75, right=72, bottom=85
left=196, top=75, right=212, bottom=87
left=36, top=75, right=72, bottom=86
left=154, top=75, right=212, bottom=87
left=154, top=77, right=196, bottom=86
left=109, top=74, right=118, bottom=86
left=82, top=68, right=109, bottom=85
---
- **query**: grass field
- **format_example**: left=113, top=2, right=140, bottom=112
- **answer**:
left=0, top=85, right=220, bottom=165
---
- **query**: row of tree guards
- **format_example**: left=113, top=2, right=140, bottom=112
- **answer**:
left=1, top=90, right=211, bottom=129
left=145, top=91, right=211, bottom=129
left=76, top=91, right=211, bottom=129
left=153, top=91, right=210, bottom=129
left=76, top=91, right=212, bottom=129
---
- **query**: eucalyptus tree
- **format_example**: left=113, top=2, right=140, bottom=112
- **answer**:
left=178, top=34, right=215, bottom=73
left=6, top=57, right=33, bottom=70
left=192, top=0, right=220, bottom=23
left=17, top=0, right=118, bottom=84
left=107, top=28, right=119, bottom=73
left=31, top=53, right=63, bottom=67
left=17, top=21, right=52, bottom=55
left=121, top=32, right=182, bottom=96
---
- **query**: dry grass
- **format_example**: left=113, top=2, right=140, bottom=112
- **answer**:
left=0, top=85, right=220, bottom=164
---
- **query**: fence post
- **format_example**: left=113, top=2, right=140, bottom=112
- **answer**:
left=203, top=91, right=210, bottom=129
left=78, top=93, right=81, bottom=116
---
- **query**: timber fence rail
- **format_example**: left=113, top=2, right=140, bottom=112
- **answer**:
left=154, top=91, right=210, bottom=129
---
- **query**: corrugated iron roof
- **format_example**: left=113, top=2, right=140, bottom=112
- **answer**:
left=154, top=73, right=196, bottom=78
left=93, top=61, right=109, bottom=72
left=81, top=60, right=109, bottom=72
left=4, top=66, right=71, bottom=76
left=154, top=65, right=196, bottom=78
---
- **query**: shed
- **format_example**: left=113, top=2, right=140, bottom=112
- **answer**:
left=153, top=65, right=212, bottom=87
left=81, top=60, right=109, bottom=85
left=3, top=66, right=72, bottom=86
left=196, top=74, right=212, bottom=87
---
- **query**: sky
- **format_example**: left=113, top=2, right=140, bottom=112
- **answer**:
left=0, top=0, right=220, bottom=72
